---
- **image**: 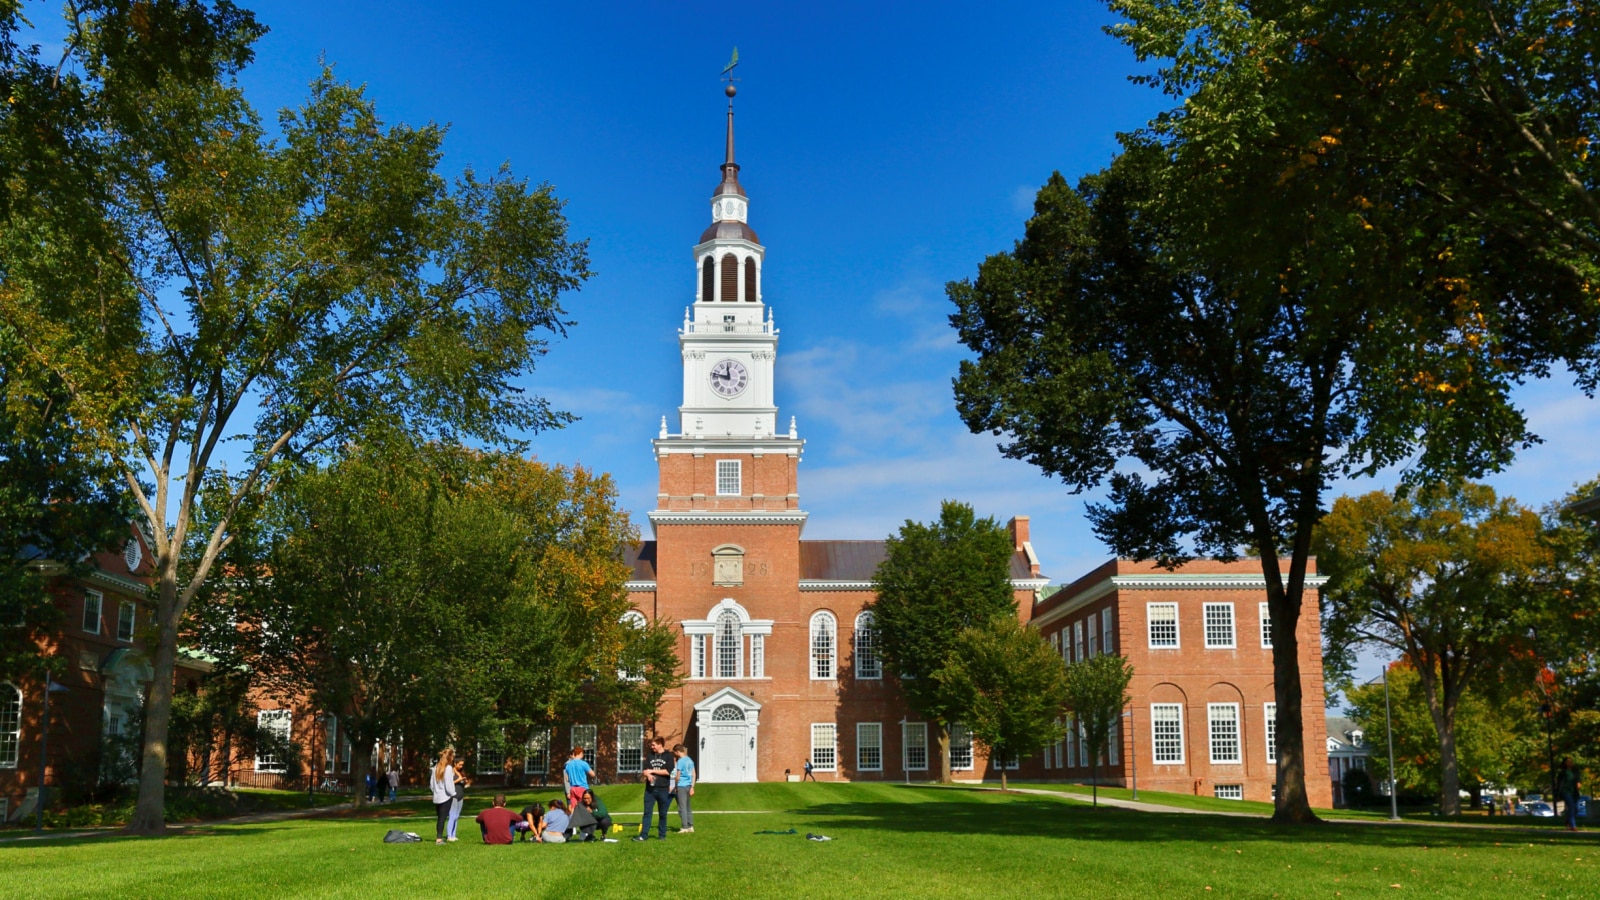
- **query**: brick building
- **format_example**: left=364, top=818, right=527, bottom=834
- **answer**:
left=1026, top=559, right=1333, bottom=805
left=1, top=527, right=212, bottom=821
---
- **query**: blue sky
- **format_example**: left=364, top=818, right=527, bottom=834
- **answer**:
left=24, top=1, right=1600, bottom=683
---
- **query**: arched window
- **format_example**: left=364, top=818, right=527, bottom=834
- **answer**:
left=0, top=682, right=20, bottom=768
left=854, top=611, right=880, bottom=680
left=701, top=257, right=714, bottom=303
left=716, top=609, right=742, bottom=679
left=744, top=257, right=757, bottom=302
left=810, top=611, right=837, bottom=680
left=619, top=611, right=647, bottom=681
left=720, top=253, right=739, bottom=302
left=712, top=704, right=745, bottom=722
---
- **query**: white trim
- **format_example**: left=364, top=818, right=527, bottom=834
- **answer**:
left=1208, top=703, right=1242, bottom=764
left=854, top=610, right=881, bottom=680
left=902, top=722, right=929, bottom=772
left=950, top=722, right=974, bottom=771
left=856, top=722, right=883, bottom=772
left=1151, top=703, right=1184, bottom=765
left=810, top=722, right=838, bottom=772
left=82, top=589, right=103, bottom=635
left=1147, top=602, right=1179, bottom=649
left=616, top=724, right=644, bottom=774
left=810, top=611, right=837, bottom=681
left=624, top=580, right=657, bottom=592
left=1030, top=572, right=1330, bottom=628
left=1203, top=602, right=1237, bottom=649
left=648, top=509, right=809, bottom=535
left=715, top=459, right=743, bottom=496
left=800, top=577, right=1049, bottom=593
left=1259, top=601, right=1273, bottom=649
left=1264, top=702, right=1278, bottom=765
left=0, top=682, right=20, bottom=769
left=254, top=709, right=292, bottom=773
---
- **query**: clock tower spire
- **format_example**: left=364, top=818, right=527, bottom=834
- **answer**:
left=650, top=68, right=804, bottom=524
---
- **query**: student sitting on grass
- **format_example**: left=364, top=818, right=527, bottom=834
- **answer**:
left=542, top=799, right=571, bottom=843
left=515, top=802, right=545, bottom=842
left=475, top=794, right=520, bottom=845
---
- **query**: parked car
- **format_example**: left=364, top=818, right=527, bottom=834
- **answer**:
left=1517, top=801, right=1556, bottom=818
left=1522, top=793, right=1544, bottom=803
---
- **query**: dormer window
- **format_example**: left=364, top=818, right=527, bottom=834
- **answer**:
left=1350, top=729, right=1363, bottom=747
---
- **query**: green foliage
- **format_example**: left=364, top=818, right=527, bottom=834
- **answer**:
left=1316, top=483, right=1550, bottom=813
left=1532, top=479, right=1600, bottom=775
left=1342, top=766, right=1375, bottom=809
left=1, top=2, right=590, bottom=829
left=1061, top=653, right=1134, bottom=805
left=207, top=438, right=677, bottom=795
left=871, top=501, right=1018, bottom=736
left=1347, top=663, right=1543, bottom=802
left=934, top=618, right=1067, bottom=789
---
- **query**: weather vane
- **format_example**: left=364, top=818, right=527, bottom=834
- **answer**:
left=721, top=47, right=739, bottom=99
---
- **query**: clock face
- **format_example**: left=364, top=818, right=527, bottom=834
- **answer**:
left=709, top=358, right=749, bottom=398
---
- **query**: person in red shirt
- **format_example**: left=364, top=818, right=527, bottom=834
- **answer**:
left=475, top=794, right=521, bottom=845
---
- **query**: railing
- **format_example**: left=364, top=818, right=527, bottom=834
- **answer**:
left=681, top=320, right=777, bottom=334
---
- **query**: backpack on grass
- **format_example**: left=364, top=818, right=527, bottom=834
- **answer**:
left=383, top=830, right=422, bottom=843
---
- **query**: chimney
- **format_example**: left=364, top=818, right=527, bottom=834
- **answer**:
left=1007, top=516, right=1039, bottom=577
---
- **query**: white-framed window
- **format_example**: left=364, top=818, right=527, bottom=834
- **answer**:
left=0, top=683, right=20, bottom=768
left=1151, top=704, right=1184, bottom=764
left=1051, top=719, right=1064, bottom=770
left=1073, top=620, right=1085, bottom=661
left=750, top=633, right=765, bottom=678
left=991, top=749, right=1020, bottom=770
left=1147, top=602, right=1179, bottom=648
left=1259, top=602, right=1273, bottom=649
left=1208, top=703, right=1241, bottom=764
left=857, top=722, right=882, bottom=771
left=950, top=723, right=974, bottom=771
left=619, top=611, right=646, bottom=680
left=715, top=459, right=742, bottom=496
left=1050, top=631, right=1060, bottom=656
left=1107, top=720, right=1120, bottom=766
left=83, top=589, right=103, bottom=635
left=1087, top=612, right=1099, bottom=657
left=903, top=722, right=928, bottom=771
left=811, top=723, right=837, bottom=772
left=716, top=609, right=742, bottom=679
left=1101, top=608, right=1115, bottom=654
left=116, top=601, right=136, bottom=642
left=323, top=714, right=338, bottom=773
left=570, top=724, right=597, bottom=756
left=617, top=724, right=644, bottom=774
left=1204, top=603, right=1236, bottom=648
left=1066, top=719, right=1077, bottom=768
left=123, top=537, right=143, bottom=572
left=1214, top=784, right=1244, bottom=801
left=854, top=611, right=881, bottom=680
left=1264, top=702, right=1278, bottom=765
left=477, top=742, right=506, bottom=775
left=254, top=709, right=292, bottom=773
left=810, top=611, right=836, bottom=680
left=524, top=729, right=552, bottom=776
left=690, top=633, right=707, bottom=679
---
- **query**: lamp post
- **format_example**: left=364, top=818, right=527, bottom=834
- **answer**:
left=35, top=677, right=71, bottom=833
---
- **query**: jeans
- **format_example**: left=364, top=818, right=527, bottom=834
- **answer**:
left=641, top=787, right=671, bottom=838
left=675, top=787, right=694, bottom=828
left=447, top=797, right=464, bottom=839
left=434, top=801, right=453, bottom=840
left=1563, top=794, right=1580, bottom=829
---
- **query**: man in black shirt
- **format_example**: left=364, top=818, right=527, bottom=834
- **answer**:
left=634, top=737, right=674, bottom=841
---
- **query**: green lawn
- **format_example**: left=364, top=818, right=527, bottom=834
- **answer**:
left=1, top=783, right=1595, bottom=898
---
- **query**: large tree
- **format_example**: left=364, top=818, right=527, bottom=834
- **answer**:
left=1314, top=482, right=1550, bottom=814
left=0, top=2, right=590, bottom=832
left=215, top=440, right=678, bottom=804
left=935, top=617, right=1068, bottom=791
left=872, top=500, right=1019, bottom=781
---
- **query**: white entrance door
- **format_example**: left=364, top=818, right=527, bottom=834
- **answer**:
left=701, top=702, right=755, bottom=782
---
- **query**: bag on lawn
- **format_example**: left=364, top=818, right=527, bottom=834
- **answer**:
left=383, top=830, right=422, bottom=843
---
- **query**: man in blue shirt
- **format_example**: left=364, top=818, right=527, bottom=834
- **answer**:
left=564, top=746, right=594, bottom=812
left=671, top=743, right=696, bottom=834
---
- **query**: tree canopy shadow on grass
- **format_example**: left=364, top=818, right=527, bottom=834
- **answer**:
left=792, top=787, right=1597, bottom=853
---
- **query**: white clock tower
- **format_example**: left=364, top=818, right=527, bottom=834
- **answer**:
left=651, top=82, right=805, bottom=519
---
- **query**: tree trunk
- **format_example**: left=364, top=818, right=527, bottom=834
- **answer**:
left=1000, top=765, right=1008, bottom=792
left=127, top=570, right=181, bottom=835
left=351, top=741, right=373, bottom=810
left=1092, top=755, right=1099, bottom=808
left=934, top=722, right=951, bottom=784
left=1432, top=698, right=1461, bottom=816
left=1265, top=576, right=1319, bottom=824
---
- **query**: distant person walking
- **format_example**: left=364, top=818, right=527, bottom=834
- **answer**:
left=803, top=759, right=815, bottom=782
left=428, top=748, right=458, bottom=845
left=671, top=744, right=696, bottom=833
left=447, top=759, right=470, bottom=841
left=1558, top=758, right=1582, bottom=831
left=386, top=766, right=399, bottom=802
left=564, top=746, right=596, bottom=812
left=634, top=737, right=674, bottom=841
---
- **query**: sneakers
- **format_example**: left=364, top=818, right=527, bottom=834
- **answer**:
left=632, top=835, right=649, bottom=842
left=680, top=827, right=694, bottom=833
left=446, top=836, right=458, bottom=843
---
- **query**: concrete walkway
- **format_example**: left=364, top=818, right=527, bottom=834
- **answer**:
left=989, top=785, right=1599, bottom=836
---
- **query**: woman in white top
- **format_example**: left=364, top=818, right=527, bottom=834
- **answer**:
left=429, top=748, right=458, bottom=844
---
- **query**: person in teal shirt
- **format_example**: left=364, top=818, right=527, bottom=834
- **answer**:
left=671, top=743, right=696, bottom=833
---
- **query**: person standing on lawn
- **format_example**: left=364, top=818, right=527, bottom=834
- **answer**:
left=428, top=748, right=458, bottom=845
left=1557, top=758, right=1582, bottom=831
left=387, top=766, right=399, bottom=802
left=564, top=746, right=595, bottom=812
left=671, top=744, right=696, bottom=833
left=446, top=758, right=470, bottom=841
left=475, top=794, right=521, bottom=845
left=634, top=737, right=674, bottom=841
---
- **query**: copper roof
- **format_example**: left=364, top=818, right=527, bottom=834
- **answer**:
left=699, top=219, right=760, bottom=244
